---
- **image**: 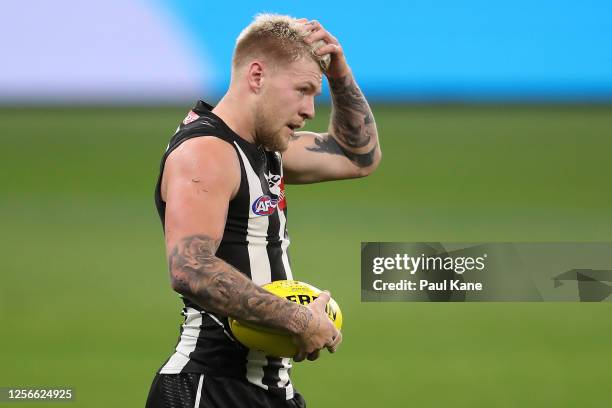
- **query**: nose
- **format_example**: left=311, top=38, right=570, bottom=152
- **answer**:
left=300, top=95, right=315, bottom=121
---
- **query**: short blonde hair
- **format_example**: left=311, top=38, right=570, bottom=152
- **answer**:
left=233, top=13, right=330, bottom=72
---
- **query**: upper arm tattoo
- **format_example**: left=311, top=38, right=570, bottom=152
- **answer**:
left=168, top=234, right=311, bottom=335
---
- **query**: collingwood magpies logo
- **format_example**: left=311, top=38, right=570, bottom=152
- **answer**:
left=265, top=172, right=282, bottom=192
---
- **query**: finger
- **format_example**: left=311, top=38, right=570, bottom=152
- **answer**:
left=307, top=20, right=337, bottom=42
left=300, top=20, right=319, bottom=34
left=306, top=349, right=320, bottom=361
left=327, top=331, right=342, bottom=353
left=314, top=291, right=331, bottom=307
left=334, top=330, right=343, bottom=346
left=304, top=29, right=338, bottom=46
left=295, top=18, right=308, bottom=23
left=304, top=20, right=329, bottom=37
left=318, top=290, right=331, bottom=301
left=308, top=20, right=322, bottom=30
left=297, top=21, right=317, bottom=37
left=315, top=43, right=343, bottom=57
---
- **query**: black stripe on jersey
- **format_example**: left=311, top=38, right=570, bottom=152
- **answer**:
left=260, top=151, right=288, bottom=282
left=261, top=356, right=284, bottom=391
left=266, top=218, right=287, bottom=281
left=216, top=150, right=252, bottom=280
left=181, top=309, right=249, bottom=377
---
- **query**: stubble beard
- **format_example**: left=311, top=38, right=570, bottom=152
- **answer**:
left=253, top=102, right=289, bottom=153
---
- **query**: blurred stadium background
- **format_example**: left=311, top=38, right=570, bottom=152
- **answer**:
left=1, top=0, right=611, bottom=406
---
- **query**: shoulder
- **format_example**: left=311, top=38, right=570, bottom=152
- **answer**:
left=168, top=135, right=237, bottom=163
left=162, top=136, right=241, bottom=201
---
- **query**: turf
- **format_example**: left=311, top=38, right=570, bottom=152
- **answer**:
left=1, top=104, right=611, bottom=407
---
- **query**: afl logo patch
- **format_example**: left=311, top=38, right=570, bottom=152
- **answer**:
left=252, top=195, right=278, bottom=216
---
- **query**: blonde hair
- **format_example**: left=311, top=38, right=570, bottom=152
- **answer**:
left=233, top=13, right=330, bottom=73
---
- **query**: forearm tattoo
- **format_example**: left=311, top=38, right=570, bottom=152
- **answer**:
left=169, top=234, right=311, bottom=334
left=326, top=74, right=378, bottom=163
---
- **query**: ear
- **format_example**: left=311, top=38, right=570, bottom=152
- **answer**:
left=246, top=61, right=265, bottom=94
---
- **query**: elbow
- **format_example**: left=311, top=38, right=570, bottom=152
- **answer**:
left=170, top=270, right=194, bottom=297
left=355, top=146, right=382, bottom=178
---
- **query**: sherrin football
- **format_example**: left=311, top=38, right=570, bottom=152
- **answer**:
left=228, top=280, right=342, bottom=357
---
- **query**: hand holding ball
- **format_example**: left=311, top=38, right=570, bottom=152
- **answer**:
left=228, top=280, right=343, bottom=359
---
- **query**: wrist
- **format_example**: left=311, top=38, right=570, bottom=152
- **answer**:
left=288, top=304, right=314, bottom=336
left=326, top=64, right=351, bottom=81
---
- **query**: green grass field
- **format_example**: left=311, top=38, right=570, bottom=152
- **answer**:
left=1, top=104, right=611, bottom=407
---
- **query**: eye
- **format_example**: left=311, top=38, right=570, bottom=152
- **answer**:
left=297, top=87, right=308, bottom=95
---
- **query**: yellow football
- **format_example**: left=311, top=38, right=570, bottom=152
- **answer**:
left=228, top=280, right=343, bottom=357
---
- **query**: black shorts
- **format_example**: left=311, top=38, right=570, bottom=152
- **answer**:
left=145, top=373, right=306, bottom=408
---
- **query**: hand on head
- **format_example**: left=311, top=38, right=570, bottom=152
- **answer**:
left=297, top=19, right=351, bottom=79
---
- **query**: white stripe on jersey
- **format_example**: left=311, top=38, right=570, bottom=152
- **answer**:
left=160, top=308, right=202, bottom=373
left=275, top=153, right=293, bottom=280
left=234, top=143, right=272, bottom=286
left=194, top=374, right=204, bottom=407
left=278, top=357, right=294, bottom=399
left=277, top=207, right=292, bottom=280
left=245, top=349, right=269, bottom=390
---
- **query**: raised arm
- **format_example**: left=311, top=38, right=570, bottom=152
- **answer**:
left=282, top=20, right=382, bottom=184
left=161, top=136, right=339, bottom=359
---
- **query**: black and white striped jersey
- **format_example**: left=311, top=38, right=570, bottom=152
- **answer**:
left=154, top=100, right=296, bottom=400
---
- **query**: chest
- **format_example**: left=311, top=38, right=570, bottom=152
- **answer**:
left=236, top=148, right=287, bottom=219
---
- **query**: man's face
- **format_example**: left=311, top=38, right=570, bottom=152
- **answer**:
left=254, top=57, right=323, bottom=152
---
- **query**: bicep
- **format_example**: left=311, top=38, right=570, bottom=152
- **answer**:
left=162, top=138, right=240, bottom=255
left=282, top=131, right=363, bottom=184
